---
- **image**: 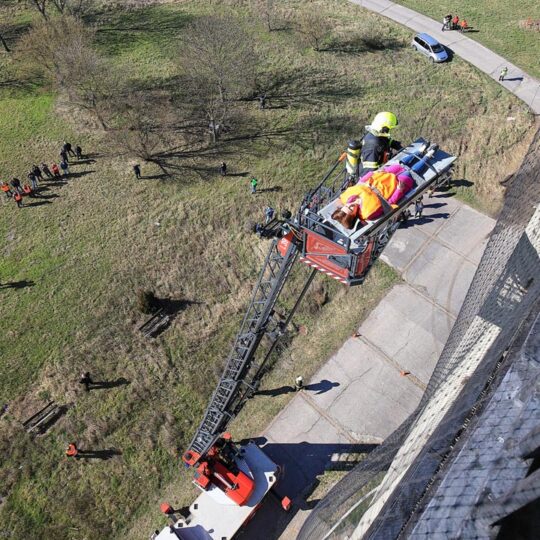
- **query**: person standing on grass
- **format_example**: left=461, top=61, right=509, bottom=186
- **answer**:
left=60, top=148, right=68, bottom=163
left=264, top=206, right=275, bottom=224
left=220, top=161, right=227, bottom=176
left=499, top=67, right=508, bottom=81
left=23, top=183, right=36, bottom=198
left=415, top=197, right=424, bottom=218
left=13, top=191, right=23, bottom=208
left=63, top=141, right=76, bottom=157
left=250, top=177, right=258, bottom=194
left=32, top=164, right=43, bottom=182
left=41, top=163, right=53, bottom=179
left=60, top=160, right=69, bottom=177
left=11, top=178, right=23, bottom=194
left=452, top=15, right=459, bottom=30
left=51, top=163, right=61, bottom=178
left=28, top=171, right=38, bottom=190
left=133, top=164, right=142, bottom=179
left=79, top=372, right=93, bottom=392
left=76, top=145, right=83, bottom=160
left=1, top=181, right=12, bottom=199
left=66, top=442, right=79, bottom=458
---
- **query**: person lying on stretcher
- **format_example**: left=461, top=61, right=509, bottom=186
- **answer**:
left=331, top=164, right=414, bottom=230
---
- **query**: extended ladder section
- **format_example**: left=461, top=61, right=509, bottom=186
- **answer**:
left=187, top=239, right=300, bottom=458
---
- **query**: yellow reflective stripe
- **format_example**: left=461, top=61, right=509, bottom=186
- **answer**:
left=362, top=161, right=379, bottom=167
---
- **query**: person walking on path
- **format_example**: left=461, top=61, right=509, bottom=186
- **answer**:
left=51, top=163, right=61, bottom=178
left=63, top=141, right=76, bottom=157
left=28, top=171, right=38, bottom=190
left=76, top=145, right=83, bottom=160
left=60, top=160, right=69, bottom=177
left=13, top=191, right=23, bottom=208
left=264, top=206, right=275, bottom=224
left=499, top=67, right=508, bottom=81
left=414, top=197, right=424, bottom=218
left=250, top=177, right=258, bottom=194
left=41, top=163, right=53, bottom=179
left=1, top=181, right=12, bottom=199
left=133, top=164, right=142, bottom=179
left=442, top=14, right=452, bottom=31
left=220, top=162, right=227, bottom=176
left=66, top=442, right=79, bottom=458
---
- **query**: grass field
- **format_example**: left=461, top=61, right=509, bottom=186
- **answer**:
left=394, top=0, right=540, bottom=79
left=0, top=1, right=536, bottom=538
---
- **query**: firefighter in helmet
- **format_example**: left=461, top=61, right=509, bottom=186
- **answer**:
left=359, top=112, right=402, bottom=176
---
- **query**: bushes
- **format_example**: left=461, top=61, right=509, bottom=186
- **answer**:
left=136, top=289, right=159, bottom=314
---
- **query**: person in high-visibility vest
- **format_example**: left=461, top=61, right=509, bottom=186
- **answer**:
left=359, top=112, right=401, bottom=176
left=13, top=191, right=23, bottom=208
left=66, top=442, right=79, bottom=458
left=1, top=182, right=11, bottom=199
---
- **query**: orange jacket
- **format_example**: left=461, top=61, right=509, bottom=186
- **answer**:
left=339, top=171, right=398, bottom=220
left=14, top=192, right=22, bottom=202
left=66, top=443, right=78, bottom=457
left=23, top=185, right=32, bottom=194
left=1, top=183, right=10, bottom=192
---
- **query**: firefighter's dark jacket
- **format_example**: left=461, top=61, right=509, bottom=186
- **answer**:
left=361, top=132, right=402, bottom=170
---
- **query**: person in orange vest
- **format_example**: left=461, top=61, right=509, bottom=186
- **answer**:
left=452, top=15, right=459, bottom=30
left=13, top=191, right=23, bottom=208
left=23, top=183, right=35, bottom=198
left=66, top=442, right=79, bottom=458
left=460, top=19, right=468, bottom=32
left=1, top=181, right=12, bottom=199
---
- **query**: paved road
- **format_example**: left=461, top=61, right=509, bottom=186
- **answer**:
left=349, top=0, right=540, bottom=114
left=240, top=195, right=495, bottom=539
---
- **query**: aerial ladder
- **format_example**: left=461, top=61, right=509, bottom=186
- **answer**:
left=154, top=138, right=456, bottom=540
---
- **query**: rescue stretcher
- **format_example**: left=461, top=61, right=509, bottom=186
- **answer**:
left=278, top=138, right=456, bottom=285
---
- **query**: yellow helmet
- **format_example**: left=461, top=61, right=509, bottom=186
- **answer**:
left=370, top=112, right=398, bottom=134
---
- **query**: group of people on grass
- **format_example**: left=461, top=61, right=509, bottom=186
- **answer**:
left=442, top=14, right=470, bottom=32
left=1, top=141, right=83, bottom=208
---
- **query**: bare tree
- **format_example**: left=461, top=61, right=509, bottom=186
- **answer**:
left=17, top=17, right=115, bottom=128
left=296, top=11, right=333, bottom=51
left=0, top=31, right=10, bottom=53
left=51, top=0, right=95, bottom=17
left=28, top=0, right=49, bottom=20
left=178, top=15, right=259, bottom=143
left=253, top=0, right=279, bottom=32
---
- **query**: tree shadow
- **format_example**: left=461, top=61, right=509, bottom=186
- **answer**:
left=325, top=34, right=404, bottom=54
left=76, top=448, right=122, bottom=460
left=89, top=378, right=130, bottom=391
left=0, top=280, right=35, bottom=290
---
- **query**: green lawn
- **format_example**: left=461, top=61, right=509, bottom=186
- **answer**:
left=0, top=1, right=535, bottom=538
left=394, top=0, right=540, bottom=79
